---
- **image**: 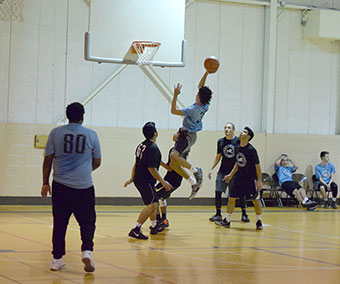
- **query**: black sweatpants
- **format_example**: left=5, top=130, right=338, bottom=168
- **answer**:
left=51, top=181, right=96, bottom=259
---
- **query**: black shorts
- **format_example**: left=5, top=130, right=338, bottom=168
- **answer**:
left=229, top=176, right=257, bottom=199
left=133, top=180, right=158, bottom=205
left=317, top=182, right=337, bottom=190
left=155, top=170, right=183, bottom=200
left=281, top=181, right=301, bottom=197
left=173, top=128, right=197, bottom=155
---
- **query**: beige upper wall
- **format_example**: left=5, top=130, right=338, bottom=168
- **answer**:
left=1, top=123, right=339, bottom=198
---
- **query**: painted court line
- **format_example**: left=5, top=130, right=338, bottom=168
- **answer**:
left=251, top=247, right=340, bottom=267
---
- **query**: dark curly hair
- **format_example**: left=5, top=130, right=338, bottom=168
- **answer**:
left=198, top=86, right=212, bottom=105
left=66, top=102, right=85, bottom=123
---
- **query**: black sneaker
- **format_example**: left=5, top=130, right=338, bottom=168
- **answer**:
left=150, top=221, right=165, bottom=235
left=194, top=168, right=203, bottom=185
left=215, top=218, right=230, bottom=228
left=162, top=219, right=169, bottom=228
left=331, top=201, right=338, bottom=209
left=128, top=227, right=148, bottom=240
left=307, top=205, right=317, bottom=211
left=241, top=214, right=250, bottom=223
left=256, top=220, right=263, bottom=230
left=303, top=199, right=317, bottom=209
left=324, top=201, right=329, bottom=209
left=209, top=215, right=222, bottom=222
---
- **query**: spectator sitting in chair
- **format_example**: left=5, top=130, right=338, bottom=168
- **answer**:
left=275, top=154, right=317, bottom=211
left=315, top=151, right=338, bottom=209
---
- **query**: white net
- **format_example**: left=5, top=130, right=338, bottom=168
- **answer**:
left=0, top=0, right=24, bottom=22
left=132, top=41, right=161, bottom=65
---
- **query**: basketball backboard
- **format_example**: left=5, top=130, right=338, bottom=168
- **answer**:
left=85, top=0, right=186, bottom=67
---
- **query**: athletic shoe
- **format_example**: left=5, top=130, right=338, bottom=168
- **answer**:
left=324, top=201, right=329, bottom=209
left=188, top=183, right=201, bottom=200
left=256, top=220, right=263, bottom=230
left=307, top=205, right=317, bottom=211
left=209, top=215, right=222, bottom=222
left=162, top=219, right=169, bottom=227
left=215, top=218, right=230, bottom=228
left=194, top=167, right=203, bottom=184
left=241, top=214, right=250, bottom=223
left=128, top=227, right=148, bottom=240
left=82, top=250, right=95, bottom=273
left=50, top=258, right=66, bottom=271
left=302, top=199, right=317, bottom=209
left=150, top=221, right=165, bottom=234
left=331, top=201, right=338, bottom=209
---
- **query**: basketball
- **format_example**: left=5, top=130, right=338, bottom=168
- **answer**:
left=204, top=56, right=220, bottom=73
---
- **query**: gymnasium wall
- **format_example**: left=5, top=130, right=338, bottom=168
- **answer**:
left=0, top=0, right=339, bottom=134
left=1, top=122, right=340, bottom=199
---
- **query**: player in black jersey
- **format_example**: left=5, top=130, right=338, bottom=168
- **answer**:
left=216, top=127, right=264, bottom=230
left=155, top=131, right=188, bottom=227
left=124, top=122, right=172, bottom=240
left=208, top=122, right=249, bottom=223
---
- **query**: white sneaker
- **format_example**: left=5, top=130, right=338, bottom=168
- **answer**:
left=50, top=258, right=66, bottom=271
left=82, top=250, right=95, bottom=272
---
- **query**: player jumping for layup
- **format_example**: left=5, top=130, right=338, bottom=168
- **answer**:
left=170, top=71, right=212, bottom=199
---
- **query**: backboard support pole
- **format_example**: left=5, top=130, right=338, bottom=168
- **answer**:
left=139, top=65, right=185, bottom=109
left=56, top=64, right=128, bottom=124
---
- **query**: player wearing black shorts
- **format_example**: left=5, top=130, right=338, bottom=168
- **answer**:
left=155, top=131, right=188, bottom=227
left=208, top=122, right=249, bottom=223
left=216, top=127, right=264, bottom=230
left=124, top=122, right=172, bottom=240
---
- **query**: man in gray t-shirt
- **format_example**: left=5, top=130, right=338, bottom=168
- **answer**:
left=41, top=102, right=101, bottom=273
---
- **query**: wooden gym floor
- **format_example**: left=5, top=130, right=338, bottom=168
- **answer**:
left=0, top=205, right=340, bottom=284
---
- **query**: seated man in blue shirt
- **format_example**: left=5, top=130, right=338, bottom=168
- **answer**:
left=275, top=154, right=317, bottom=210
left=315, top=151, right=338, bottom=209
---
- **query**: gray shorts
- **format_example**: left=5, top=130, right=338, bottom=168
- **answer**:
left=174, top=129, right=197, bottom=156
left=215, top=172, right=235, bottom=194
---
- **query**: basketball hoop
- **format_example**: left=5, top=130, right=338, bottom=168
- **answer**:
left=0, top=0, right=24, bottom=22
left=131, top=41, right=161, bottom=65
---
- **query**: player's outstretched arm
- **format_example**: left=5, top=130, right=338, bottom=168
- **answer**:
left=161, top=161, right=171, bottom=171
left=198, top=71, right=209, bottom=89
left=171, top=83, right=183, bottom=116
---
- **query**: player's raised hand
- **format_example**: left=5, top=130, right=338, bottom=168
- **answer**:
left=174, top=83, right=182, bottom=96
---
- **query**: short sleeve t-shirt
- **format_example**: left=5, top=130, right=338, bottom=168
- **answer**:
left=315, top=162, right=336, bottom=184
left=45, top=123, right=101, bottom=189
left=217, top=136, right=240, bottom=175
left=181, top=103, right=209, bottom=132
left=235, top=144, right=260, bottom=181
left=275, top=166, right=295, bottom=186
left=133, top=139, right=162, bottom=185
